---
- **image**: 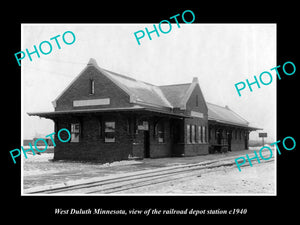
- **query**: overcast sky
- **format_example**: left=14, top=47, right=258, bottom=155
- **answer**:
left=22, top=23, right=276, bottom=142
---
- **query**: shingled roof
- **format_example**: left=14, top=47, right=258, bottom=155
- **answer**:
left=101, top=68, right=173, bottom=108
left=207, top=102, right=249, bottom=126
left=159, top=83, right=191, bottom=108
left=51, top=58, right=252, bottom=128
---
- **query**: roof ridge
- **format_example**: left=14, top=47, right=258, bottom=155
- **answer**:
left=207, top=102, right=249, bottom=125
left=102, top=68, right=158, bottom=87
left=102, top=68, right=137, bottom=82
left=159, top=83, right=192, bottom=87
left=206, top=102, right=226, bottom=108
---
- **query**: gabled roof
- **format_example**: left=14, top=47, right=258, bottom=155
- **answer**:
left=159, top=83, right=191, bottom=108
left=101, top=68, right=173, bottom=108
left=49, top=58, right=255, bottom=128
left=207, top=102, right=249, bottom=127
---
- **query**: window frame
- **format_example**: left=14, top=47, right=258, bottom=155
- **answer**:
left=198, top=126, right=202, bottom=143
left=191, top=125, right=196, bottom=143
left=157, top=121, right=165, bottom=143
left=70, top=123, right=80, bottom=142
left=202, top=126, right=206, bottom=143
left=186, top=125, right=191, bottom=144
left=89, top=79, right=95, bottom=95
left=104, top=121, right=116, bottom=143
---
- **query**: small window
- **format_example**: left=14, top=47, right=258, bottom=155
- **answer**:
left=196, top=95, right=199, bottom=106
left=89, top=79, right=95, bottom=95
left=187, top=125, right=190, bottom=144
left=105, top=122, right=115, bottom=142
left=71, top=123, right=80, bottom=142
left=157, top=122, right=165, bottom=143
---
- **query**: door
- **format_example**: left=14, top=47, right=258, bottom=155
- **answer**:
left=144, top=130, right=150, bottom=158
left=244, top=132, right=249, bottom=149
left=227, top=131, right=232, bottom=151
left=217, top=129, right=222, bottom=145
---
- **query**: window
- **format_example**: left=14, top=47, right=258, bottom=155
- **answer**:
left=198, top=126, right=202, bottom=143
left=71, top=123, right=80, bottom=142
left=196, top=95, right=199, bottom=106
left=187, top=125, right=190, bottom=144
left=157, top=122, right=165, bottom=143
left=126, top=118, right=131, bottom=134
left=202, top=126, right=206, bottom=143
left=105, top=122, right=115, bottom=142
left=191, top=125, right=196, bottom=143
left=89, top=79, right=95, bottom=95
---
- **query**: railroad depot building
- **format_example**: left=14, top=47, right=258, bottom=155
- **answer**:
left=28, top=58, right=259, bottom=163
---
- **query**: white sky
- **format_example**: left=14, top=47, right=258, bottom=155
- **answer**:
left=22, top=23, right=276, bottom=142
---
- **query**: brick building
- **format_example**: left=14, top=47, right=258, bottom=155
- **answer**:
left=28, top=58, right=260, bottom=162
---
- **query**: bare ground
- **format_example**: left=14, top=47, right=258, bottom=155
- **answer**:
left=22, top=147, right=276, bottom=194
left=116, top=161, right=275, bottom=195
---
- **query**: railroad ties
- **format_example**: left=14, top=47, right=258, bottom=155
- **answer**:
left=24, top=156, right=274, bottom=195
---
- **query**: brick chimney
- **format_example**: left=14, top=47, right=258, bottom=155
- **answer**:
left=87, top=58, right=98, bottom=66
left=192, top=77, right=199, bottom=83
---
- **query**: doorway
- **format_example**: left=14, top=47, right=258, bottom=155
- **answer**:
left=144, top=130, right=150, bottom=158
left=244, top=132, right=249, bottom=149
left=227, top=131, right=232, bottom=151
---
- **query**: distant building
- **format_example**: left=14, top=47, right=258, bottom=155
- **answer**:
left=28, top=58, right=260, bottom=162
left=23, top=138, right=54, bottom=146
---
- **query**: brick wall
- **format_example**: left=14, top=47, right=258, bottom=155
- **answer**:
left=131, top=117, right=172, bottom=159
left=53, top=114, right=133, bottom=162
left=208, top=125, right=248, bottom=152
left=183, top=83, right=209, bottom=156
left=55, top=66, right=131, bottom=111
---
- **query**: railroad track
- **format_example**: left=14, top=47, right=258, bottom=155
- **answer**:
left=25, top=157, right=275, bottom=194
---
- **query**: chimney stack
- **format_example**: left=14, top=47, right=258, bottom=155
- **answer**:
left=192, top=77, right=199, bottom=83
left=87, top=58, right=98, bottom=66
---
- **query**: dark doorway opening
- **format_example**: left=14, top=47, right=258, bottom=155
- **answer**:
left=227, top=131, right=232, bottom=151
left=144, top=130, right=150, bottom=158
left=245, top=132, right=249, bottom=149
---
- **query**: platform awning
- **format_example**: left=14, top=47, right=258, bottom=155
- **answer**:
left=27, top=105, right=190, bottom=119
left=208, top=119, right=262, bottom=131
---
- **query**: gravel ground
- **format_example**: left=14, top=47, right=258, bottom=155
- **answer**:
left=117, top=161, right=275, bottom=195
